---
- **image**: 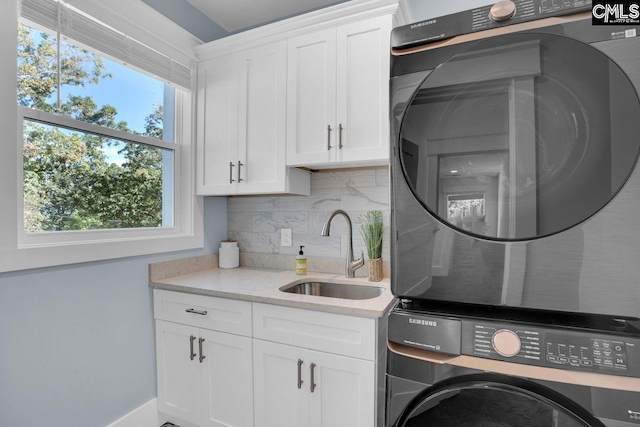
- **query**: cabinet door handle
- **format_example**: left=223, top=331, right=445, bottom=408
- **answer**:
left=186, top=308, right=208, bottom=316
left=199, top=337, right=206, bottom=363
left=297, top=359, right=304, bottom=389
left=237, top=161, right=243, bottom=183
left=189, top=335, right=196, bottom=361
left=327, top=125, right=332, bottom=150
left=338, top=123, right=343, bottom=149
left=310, top=362, right=317, bottom=393
left=229, top=162, right=235, bottom=184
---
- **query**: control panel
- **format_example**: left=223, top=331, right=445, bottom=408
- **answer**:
left=461, top=320, right=637, bottom=377
left=387, top=307, right=640, bottom=378
left=391, top=0, right=592, bottom=49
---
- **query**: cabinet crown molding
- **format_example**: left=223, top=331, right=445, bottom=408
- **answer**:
left=193, top=0, right=399, bottom=61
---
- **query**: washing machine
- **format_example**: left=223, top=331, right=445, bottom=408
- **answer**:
left=386, top=300, right=640, bottom=426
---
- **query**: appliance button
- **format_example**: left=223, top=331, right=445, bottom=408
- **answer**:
left=492, top=329, right=521, bottom=357
left=614, top=345, right=623, bottom=352
left=489, top=0, right=516, bottom=21
left=547, top=355, right=558, bottom=362
left=581, top=360, right=593, bottom=366
left=569, top=359, right=580, bottom=366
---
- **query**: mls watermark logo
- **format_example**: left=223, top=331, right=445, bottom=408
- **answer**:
left=593, top=1, right=640, bottom=24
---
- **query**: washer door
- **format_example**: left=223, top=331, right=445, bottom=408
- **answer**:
left=398, top=32, right=640, bottom=241
left=395, top=375, right=604, bottom=427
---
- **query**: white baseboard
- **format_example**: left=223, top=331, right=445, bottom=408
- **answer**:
left=106, top=398, right=159, bottom=427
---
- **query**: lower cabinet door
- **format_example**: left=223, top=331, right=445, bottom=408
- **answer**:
left=253, top=339, right=309, bottom=427
left=200, top=329, right=254, bottom=427
left=156, top=320, right=203, bottom=425
left=308, top=350, right=375, bottom=427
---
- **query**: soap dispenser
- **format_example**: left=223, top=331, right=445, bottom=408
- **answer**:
left=295, top=246, right=307, bottom=275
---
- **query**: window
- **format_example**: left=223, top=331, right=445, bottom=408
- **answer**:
left=0, top=0, right=202, bottom=271
left=447, top=193, right=486, bottom=234
left=19, top=22, right=176, bottom=233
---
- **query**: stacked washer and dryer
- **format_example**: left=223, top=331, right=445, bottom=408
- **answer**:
left=387, top=1, right=640, bottom=425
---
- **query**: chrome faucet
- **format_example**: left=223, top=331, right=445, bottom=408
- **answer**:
left=320, top=209, right=364, bottom=278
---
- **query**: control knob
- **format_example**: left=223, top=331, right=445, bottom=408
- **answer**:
left=489, top=0, right=516, bottom=21
left=492, top=329, right=521, bottom=357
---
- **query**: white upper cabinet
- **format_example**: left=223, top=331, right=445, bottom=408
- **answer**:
left=286, top=29, right=337, bottom=166
left=197, top=56, right=239, bottom=196
left=197, top=41, right=310, bottom=196
left=287, top=15, right=392, bottom=168
left=195, top=0, right=399, bottom=184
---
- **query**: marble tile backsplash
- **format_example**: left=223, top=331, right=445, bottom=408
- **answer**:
left=227, top=167, right=390, bottom=261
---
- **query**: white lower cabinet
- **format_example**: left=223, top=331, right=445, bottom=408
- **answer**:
left=156, top=320, right=253, bottom=427
left=252, top=302, right=377, bottom=427
left=253, top=339, right=375, bottom=427
left=154, top=291, right=381, bottom=427
left=253, top=339, right=308, bottom=427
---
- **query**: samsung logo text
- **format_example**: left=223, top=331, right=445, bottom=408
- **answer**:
left=409, top=318, right=438, bottom=327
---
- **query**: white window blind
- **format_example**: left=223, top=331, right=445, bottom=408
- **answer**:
left=19, top=0, right=192, bottom=90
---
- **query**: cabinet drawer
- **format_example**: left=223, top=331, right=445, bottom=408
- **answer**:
left=154, top=289, right=252, bottom=337
left=253, top=303, right=376, bottom=360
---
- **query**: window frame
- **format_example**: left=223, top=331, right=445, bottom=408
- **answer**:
left=0, top=0, right=203, bottom=273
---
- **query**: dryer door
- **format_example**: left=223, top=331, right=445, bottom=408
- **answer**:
left=395, top=374, right=604, bottom=427
left=397, top=32, right=640, bottom=241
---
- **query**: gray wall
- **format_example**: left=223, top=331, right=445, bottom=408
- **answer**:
left=0, top=197, right=227, bottom=427
left=228, top=168, right=390, bottom=260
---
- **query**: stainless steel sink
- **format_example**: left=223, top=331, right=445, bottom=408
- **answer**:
left=280, top=281, right=385, bottom=300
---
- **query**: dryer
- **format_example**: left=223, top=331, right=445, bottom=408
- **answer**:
left=390, top=0, right=640, bottom=318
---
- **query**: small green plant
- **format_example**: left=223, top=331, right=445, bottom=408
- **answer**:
left=356, top=210, right=384, bottom=260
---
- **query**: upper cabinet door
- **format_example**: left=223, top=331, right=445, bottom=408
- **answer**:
left=336, top=16, right=391, bottom=164
left=237, top=41, right=288, bottom=194
left=286, top=29, right=337, bottom=167
left=197, top=56, right=239, bottom=195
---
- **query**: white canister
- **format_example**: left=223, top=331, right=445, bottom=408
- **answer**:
left=218, top=240, right=239, bottom=268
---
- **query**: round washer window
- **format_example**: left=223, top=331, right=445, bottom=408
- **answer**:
left=399, top=33, right=640, bottom=241
left=397, top=380, right=601, bottom=427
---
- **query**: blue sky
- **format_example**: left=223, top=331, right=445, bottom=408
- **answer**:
left=63, top=53, right=165, bottom=135
left=65, top=55, right=165, bottom=165
left=26, top=26, right=166, bottom=165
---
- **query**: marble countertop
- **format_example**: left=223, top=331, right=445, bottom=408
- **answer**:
left=150, top=264, right=395, bottom=318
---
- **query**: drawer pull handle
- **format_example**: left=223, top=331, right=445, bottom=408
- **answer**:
left=189, top=335, right=196, bottom=361
left=238, top=161, right=244, bottom=183
left=297, top=359, right=304, bottom=389
left=199, top=337, right=206, bottom=363
left=229, top=162, right=235, bottom=184
left=327, top=125, right=332, bottom=150
left=338, top=123, right=343, bottom=149
left=310, top=362, right=317, bottom=393
left=186, top=308, right=208, bottom=316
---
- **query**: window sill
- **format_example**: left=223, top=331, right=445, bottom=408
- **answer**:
left=0, top=231, right=204, bottom=273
